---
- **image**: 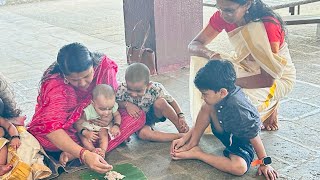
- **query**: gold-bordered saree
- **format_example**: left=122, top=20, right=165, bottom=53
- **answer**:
left=0, top=126, right=51, bottom=180
left=190, top=22, right=296, bottom=133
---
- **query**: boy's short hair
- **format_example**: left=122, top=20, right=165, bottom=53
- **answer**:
left=125, top=63, right=150, bottom=84
left=92, top=84, right=115, bottom=100
left=194, top=59, right=236, bottom=92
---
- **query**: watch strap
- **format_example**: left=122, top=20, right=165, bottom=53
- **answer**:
left=251, top=159, right=263, bottom=166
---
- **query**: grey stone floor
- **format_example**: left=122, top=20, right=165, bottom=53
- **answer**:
left=1, top=0, right=320, bottom=179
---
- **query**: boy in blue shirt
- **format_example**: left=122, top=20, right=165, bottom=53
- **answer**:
left=171, top=60, right=278, bottom=180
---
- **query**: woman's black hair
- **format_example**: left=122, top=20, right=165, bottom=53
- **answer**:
left=0, top=74, right=21, bottom=118
left=230, top=0, right=286, bottom=32
left=41, top=42, right=103, bottom=84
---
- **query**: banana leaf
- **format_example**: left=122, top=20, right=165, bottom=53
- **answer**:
left=80, top=163, right=147, bottom=180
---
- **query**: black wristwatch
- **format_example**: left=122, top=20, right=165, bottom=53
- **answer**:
left=262, top=156, right=272, bottom=165
left=251, top=156, right=272, bottom=166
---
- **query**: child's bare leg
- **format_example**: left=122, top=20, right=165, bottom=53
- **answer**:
left=59, top=151, right=77, bottom=167
left=153, top=98, right=189, bottom=133
left=79, top=135, right=95, bottom=152
left=0, top=163, right=12, bottom=176
left=202, top=108, right=246, bottom=175
left=173, top=146, right=248, bottom=176
left=59, top=131, right=100, bottom=166
left=0, top=164, right=13, bottom=176
left=59, top=135, right=94, bottom=166
left=0, top=127, right=5, bottom=138
left=0, top=138, right=8, bottom=166
left=0, top=139, right=13, bottom=175
left=97, top=129, right=108, bottom=158
left=138, top=125, right=184, bottom=142
left=0, top=128, right=7, bottom=165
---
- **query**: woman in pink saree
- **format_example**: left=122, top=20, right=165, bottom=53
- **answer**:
left=28, top=42, right=146, bottom=173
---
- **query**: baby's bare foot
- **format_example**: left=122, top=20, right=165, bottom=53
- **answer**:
left=59, top=152, right=74, bottom=166
left=0, top=164, right=13, bottom=176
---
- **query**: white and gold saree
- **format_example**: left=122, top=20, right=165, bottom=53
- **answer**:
left=0, top=126, right=51, bottom=180
left=190, top=22, right=296, bottom=132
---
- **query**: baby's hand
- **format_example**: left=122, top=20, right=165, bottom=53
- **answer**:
left=84, top=130, right=99, bottom=142
left=110, top=125, right=121, bottom=138
left=10, top=137, right=21, bottom=150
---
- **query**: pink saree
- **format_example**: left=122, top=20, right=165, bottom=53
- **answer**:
left=28, top=55, right=145, bottom=152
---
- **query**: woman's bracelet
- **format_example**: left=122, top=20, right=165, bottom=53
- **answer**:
left=79, top=148, right=89, bottom=164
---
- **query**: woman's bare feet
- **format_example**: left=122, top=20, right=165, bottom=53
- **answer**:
left=93, top=148, right=106, bottom=158
left=262, top=109, right=279, bottom=131
left=59, top=152, right=75, bottom=166
left=0, top=164, right=13, bottom=176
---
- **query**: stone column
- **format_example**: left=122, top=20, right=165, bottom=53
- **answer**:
left=123, top=0, right=203, bottom=73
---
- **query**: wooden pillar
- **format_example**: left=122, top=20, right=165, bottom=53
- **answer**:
left=123, top=0, right=203, bottom=73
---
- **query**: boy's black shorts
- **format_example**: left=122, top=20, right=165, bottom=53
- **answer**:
left=223, top=143, right=255, bottom=172
left=145, top=105, right=166, bottom=126
left=211, top=123, right=255, bottom=172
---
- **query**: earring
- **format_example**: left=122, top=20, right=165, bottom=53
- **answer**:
left=64, top=77, right=69, bottom=84
left=246, top=10, right=249, bottom=14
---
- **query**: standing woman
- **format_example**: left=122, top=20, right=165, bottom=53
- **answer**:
left=28, top=42, right=146, bottom=173
left=189, top=0, right=296, bottom=131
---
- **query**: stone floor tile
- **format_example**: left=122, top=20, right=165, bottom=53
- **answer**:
left=279, top=100, right=318, bottom=120
left=276, top=120, right=320, bottom=150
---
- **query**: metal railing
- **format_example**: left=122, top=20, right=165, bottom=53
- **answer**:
left=203, top=0, right=320, bottom=15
